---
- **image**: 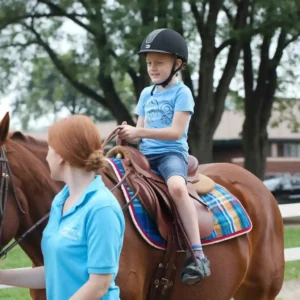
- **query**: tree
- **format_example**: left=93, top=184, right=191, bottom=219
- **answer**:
left=242, top=0, right=300, bottom=179
left=270, top=98, right=300, bottom=133
left=0, top=0, right=299, bottom=169
left=10, top=55, right=138, bottom=130
left=0, top=0, right=145, bottom=126
left=0, top=0, right=251, bottom=162
left=184, top=0, right=250, bottom=162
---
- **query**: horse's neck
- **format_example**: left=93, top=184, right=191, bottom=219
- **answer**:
left=6, top=139, right=59, bottom=263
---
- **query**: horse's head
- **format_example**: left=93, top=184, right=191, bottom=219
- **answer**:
left=0, top=113, right=61, bottom=262
left=0, top=112, right=22, bottom=250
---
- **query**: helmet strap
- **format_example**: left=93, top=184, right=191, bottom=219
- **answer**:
left=150, top=55, right=183, bottom=96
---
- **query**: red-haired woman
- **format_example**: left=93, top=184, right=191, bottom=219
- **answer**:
left=0, top=115, right=125, bottom=300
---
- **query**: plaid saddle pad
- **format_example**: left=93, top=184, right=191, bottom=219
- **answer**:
left=107, top=158, right=253, bottom=250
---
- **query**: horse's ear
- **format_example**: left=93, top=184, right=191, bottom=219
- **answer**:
left=0, top=112, right=10, bottom=145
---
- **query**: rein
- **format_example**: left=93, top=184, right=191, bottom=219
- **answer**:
left=0, top=146, right=26, bottom=215
left=0, top=132, right=137, bottom=259
left=0, top=145, right=26, bottom=253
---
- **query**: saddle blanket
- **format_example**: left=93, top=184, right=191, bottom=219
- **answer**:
left=107, top=158, right=253, bottom=250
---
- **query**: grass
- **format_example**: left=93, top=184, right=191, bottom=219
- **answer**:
left=0, top=246, right=32, bottom=300
left=0, top=228, right=300, bottom=298
left=284, top=228, right=300, bottom=249
left=284, top=260, right=300, bottom=281
left=0, top=288, right=31, bottom=300
left=283, top=227, right=300, bottom=281
left=0, top=245, right=31, bottom=269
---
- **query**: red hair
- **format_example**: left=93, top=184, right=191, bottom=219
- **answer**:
left=48, top=115, right=104, bottom=171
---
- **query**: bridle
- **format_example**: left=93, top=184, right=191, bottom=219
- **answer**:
left=0, top=131, right=138, bottom=259
left=0, top=146, right=26, bottom=244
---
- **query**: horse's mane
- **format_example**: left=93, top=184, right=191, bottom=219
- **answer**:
left=8, top=131, right=49, bottom=163
left=5, top=131, right=59, bottom=193
left=9, top=131, right=48, bottom=148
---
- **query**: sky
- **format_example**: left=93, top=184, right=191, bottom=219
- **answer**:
left=0, top=97, right=12, bottom=119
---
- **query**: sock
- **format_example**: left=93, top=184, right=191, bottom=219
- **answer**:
left=191, top=244, right=205, bottom=259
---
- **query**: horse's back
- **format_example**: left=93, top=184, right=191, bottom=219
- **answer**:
left=198, top=162, right=282, bottom=226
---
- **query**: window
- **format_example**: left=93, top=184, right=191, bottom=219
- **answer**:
left=283, top=143, right=300, bottom=157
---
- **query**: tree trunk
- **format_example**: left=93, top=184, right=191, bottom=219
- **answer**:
left=188, top=0, right=249, bottom=163
left=243, top=27, right=290, bottom=179
left=97, top=73, right=135, bottom=125
left=243, top=116, right=269, bottom=179
left=189, top=125, right=214, bottom=163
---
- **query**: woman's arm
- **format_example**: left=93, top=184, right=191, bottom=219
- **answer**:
left=69, top=274, right=112, bottom=300
left=70, top=206, right=124, bottom=300
left=0, top=266, right=45, bottom=289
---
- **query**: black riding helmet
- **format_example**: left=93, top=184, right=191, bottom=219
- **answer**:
left=138, top=28, right=188, bottom=94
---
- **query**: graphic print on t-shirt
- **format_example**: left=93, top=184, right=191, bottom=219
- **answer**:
left=144, top=99, right=174, bottom=128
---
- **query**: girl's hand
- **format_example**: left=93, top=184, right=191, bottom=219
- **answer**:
left=118, top=124, right=140, bottom=141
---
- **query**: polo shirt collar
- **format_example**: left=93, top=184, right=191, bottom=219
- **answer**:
left=54, top=175, right=104, bottom=209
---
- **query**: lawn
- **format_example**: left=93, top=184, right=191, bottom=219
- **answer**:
left=0, top=288, right=31, bottom=300
left=283, top=228, right=300, bottom=281
left=284, top=228, right=300, bottom=249
left=0, top=245, right=31, bottom=299
left=1, top=228, right=300, bottom=299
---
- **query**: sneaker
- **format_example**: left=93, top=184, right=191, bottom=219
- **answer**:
left=181, top=255, right=211, bottom=285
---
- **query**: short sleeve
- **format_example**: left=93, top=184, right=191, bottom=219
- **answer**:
left=135, top=88, right=149, bottom=116
left=174, top=86, right=194, bottom=115
left=86, top=206, right=124, bottom=274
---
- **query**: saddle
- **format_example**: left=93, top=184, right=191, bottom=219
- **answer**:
left=106, top=145, right=215, bottom=243
left=103, top=129, right=215, bottom=300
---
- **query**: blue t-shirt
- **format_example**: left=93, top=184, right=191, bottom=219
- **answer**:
left=41, top=175, right=125, bottom=300
left=135, top=82, right=194, bottom=158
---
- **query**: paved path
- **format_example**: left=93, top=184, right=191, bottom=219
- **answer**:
left=284, top=247, right=300, bottom=262
left=279, top=203, right=300, bottom=219
left=276, top=280, right=300, bottom=300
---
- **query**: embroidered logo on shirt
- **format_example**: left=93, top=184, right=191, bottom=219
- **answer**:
left=60, top=225, right=82, bottom=241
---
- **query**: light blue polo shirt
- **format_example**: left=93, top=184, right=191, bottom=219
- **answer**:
left=41, top=175, right=125, bottom=300
left=135, top=82, right=194, bottom=159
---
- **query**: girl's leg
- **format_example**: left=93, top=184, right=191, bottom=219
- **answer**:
left=166, top=175, right=201, bottom=249
left=147, top=152, right=210, bottom=283
left=166, top=175, right=210, bottom=284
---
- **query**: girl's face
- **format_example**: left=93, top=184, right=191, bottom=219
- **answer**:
left=46, top=146, right=64, bottom=181
left=146, top=53, right=182, bottom=84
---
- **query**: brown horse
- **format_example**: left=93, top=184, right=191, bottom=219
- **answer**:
left=0, top=112, right=284, bottom=300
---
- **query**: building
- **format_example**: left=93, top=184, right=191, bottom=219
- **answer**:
left=213, top=110, right=300, bottom=177
left=27, top=109, right=300, bottom=177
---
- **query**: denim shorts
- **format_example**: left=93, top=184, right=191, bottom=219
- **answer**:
left=146, top=152, right=188, bottom=182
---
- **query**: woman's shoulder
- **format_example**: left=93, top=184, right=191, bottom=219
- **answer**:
left=89, top=187, right=122, bottom=212
left=87, top=189, right=125, bottom=228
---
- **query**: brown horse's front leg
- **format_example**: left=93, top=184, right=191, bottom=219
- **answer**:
left=29, top=289, right=46, bottom=300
